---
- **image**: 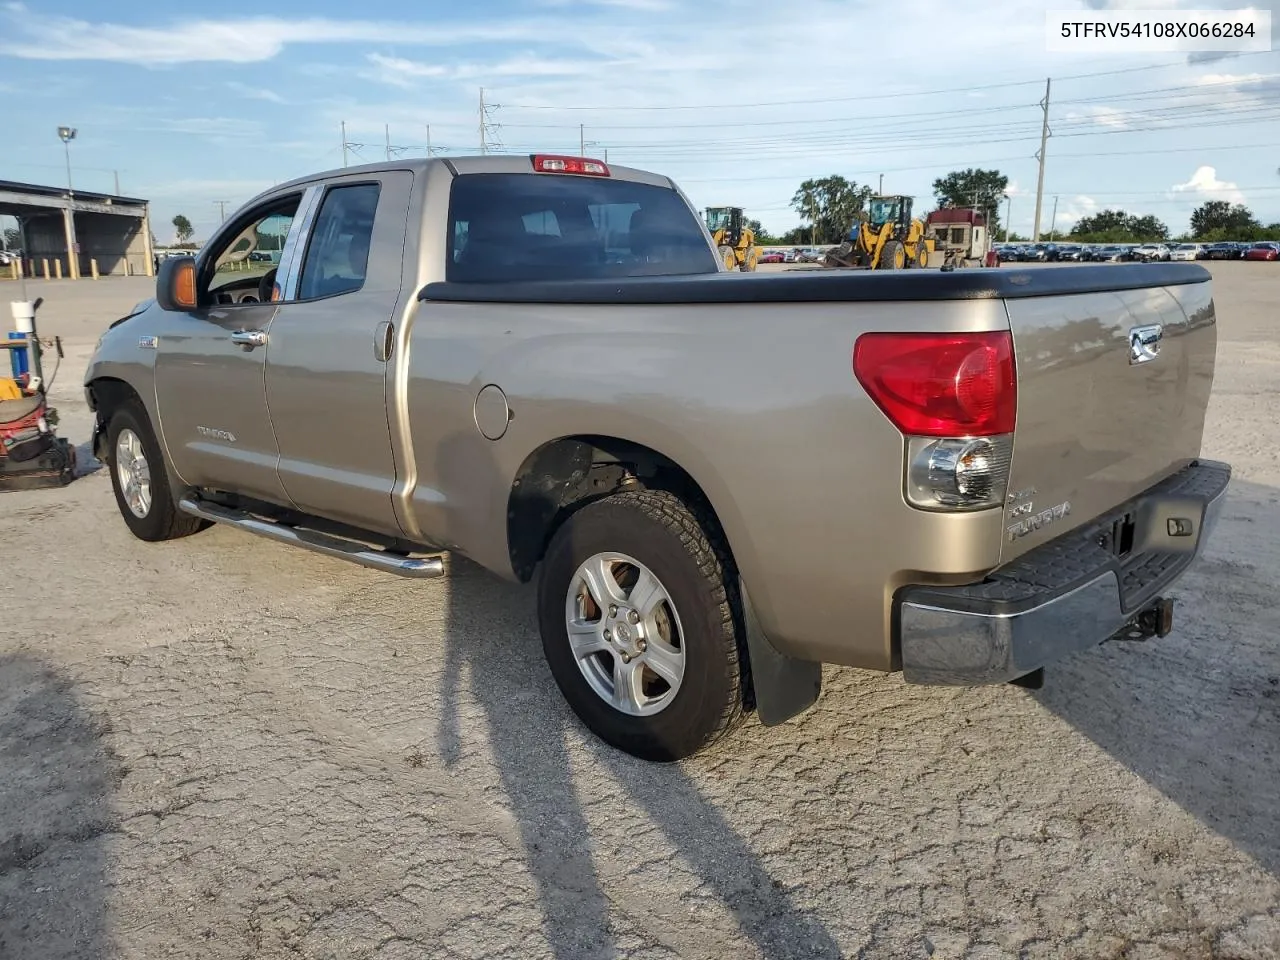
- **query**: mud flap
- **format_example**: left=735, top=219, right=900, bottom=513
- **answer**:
left=739, top=579, right=822, bottom=726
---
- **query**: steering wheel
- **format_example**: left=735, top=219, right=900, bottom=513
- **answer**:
left=257, top=268, right=278, bottom=303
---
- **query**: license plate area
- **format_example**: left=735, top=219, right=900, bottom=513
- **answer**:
left=1099, top=511, right=1137, bottom=558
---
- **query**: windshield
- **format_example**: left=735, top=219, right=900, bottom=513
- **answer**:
left=705, top=208, right=732, bottom=232
left=867, top=198, right=900, bottom=225
left=446, top=173, right=718, bottom=282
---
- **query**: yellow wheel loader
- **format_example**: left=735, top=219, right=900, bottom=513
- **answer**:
left=822, top=195, right=933, bottom=270
left=704, top=207, right=760, bottom=272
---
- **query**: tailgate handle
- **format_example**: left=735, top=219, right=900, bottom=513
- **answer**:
left=1129, top=324, right=1163, bottom=365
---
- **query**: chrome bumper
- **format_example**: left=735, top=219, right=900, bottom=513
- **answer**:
left=897, top=459, right=1232, bottom=685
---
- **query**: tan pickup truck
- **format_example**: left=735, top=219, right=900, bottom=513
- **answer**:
left=85, top=154, right=1231, bottom=762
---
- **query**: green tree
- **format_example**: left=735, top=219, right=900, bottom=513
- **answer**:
left=932, top=168, right=1009, bottom=239
left=2, top=226, right=18, bottom=250
left=790, top=175, right=873, bottom=245
left=746, top=218, right=779, bottom=245
left=172, top=214, right=194, bottom=244
left=1189, top=200, right=1260, bottom=239
left=1069, top=209, right=1169, bottom=242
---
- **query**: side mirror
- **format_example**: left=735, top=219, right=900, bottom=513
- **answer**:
left=156, top=256, right=197, bottom=312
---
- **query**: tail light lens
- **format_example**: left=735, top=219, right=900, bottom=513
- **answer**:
left=852, top=331, right=1016, bottom=438
left=531, top=155, right=610, bottom=177
left=853, top=331, right=1018, bottom=512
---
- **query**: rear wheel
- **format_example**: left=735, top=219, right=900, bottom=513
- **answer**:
left=105, top=401, right=209, bottom=542
left=915, top=240, right=929, bottom=268
left=740, top=245, right=759, bottom=272
left=537, top=489, right=749, bottom=762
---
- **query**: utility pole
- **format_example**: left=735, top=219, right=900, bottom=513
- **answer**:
left=113, top=170, right=120, bottom=195
left=879, top=173, right=883, bottom=194
left=1004, top=194, right=1012, bottom=242
left=580, top=123, right=585, bottom=157
left=213, top=200, right=228, bottom=223
left=386, top=124, right=391, bottom=161
left=1031, top=77, right=1051, bottom=242
left=342, top=120, right=349, bottom=167
left=1049, top=195, right=1059, bottom=241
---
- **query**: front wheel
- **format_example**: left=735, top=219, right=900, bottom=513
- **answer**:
left=537, top=489, right=749, bottom=762
left=105, top=401, right=209, bottom=542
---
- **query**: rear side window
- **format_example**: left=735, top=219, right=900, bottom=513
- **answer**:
left=297, top=182, right=381, bottom=300
left=446, top=172, right=718, bottom=282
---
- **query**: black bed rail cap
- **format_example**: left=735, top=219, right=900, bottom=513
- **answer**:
left=418, top=262, right=1211, bottom=306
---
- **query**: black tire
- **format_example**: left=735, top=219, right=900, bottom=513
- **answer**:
left=537, top=488, right=749, bottom=762
left=105, top=400, right=209, bottom=542
left=879, top=239, right=905, bottom=270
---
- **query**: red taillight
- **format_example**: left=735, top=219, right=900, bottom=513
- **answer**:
left=531, top=154, right=610, bottom=177
left=852, top=331, right=1016, bottom=437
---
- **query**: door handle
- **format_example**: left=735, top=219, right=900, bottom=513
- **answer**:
left=374, top=321, right=394, bottom=362
left=230, top=329, right=268, bottom=348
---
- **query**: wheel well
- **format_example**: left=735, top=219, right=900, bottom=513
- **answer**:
left=85, top=377, right=143, bottom=418
left=506, top=436, right=725, bottom=583
left=85, top=377, right=144, bottom=460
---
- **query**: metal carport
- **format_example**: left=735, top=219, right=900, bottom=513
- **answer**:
left=0, top=180, right=155, bottom=280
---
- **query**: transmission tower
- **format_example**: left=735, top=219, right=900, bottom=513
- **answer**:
left=478, top=87, right=502, bottom=154
left=340, top=121, right=369, bottom=167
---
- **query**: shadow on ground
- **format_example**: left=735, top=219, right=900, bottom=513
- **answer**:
left=435, top=558, right=843, bottom=959
left=431, top=432, right=843, bottom=959
left=1035, top=477, right=1280, bottom=877
left=0, top=654, right=119, bottom=959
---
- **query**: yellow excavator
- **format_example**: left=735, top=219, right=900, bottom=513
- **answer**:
left=704, top=206, right=759, bottom=272
left=822, top=195, right=933, bottom=270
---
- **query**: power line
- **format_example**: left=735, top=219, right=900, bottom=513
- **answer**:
left=677, top=141, right=1280, bottom=184
left=495, top=74, right=1279, bottom=131
left=496, top=51, right=1277, bottom=112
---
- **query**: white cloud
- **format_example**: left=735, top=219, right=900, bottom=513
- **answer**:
left=0, top=11, right=573, bottom=65
left=362, top=54, right=450, bottom=89
left=1052, top=195, right=1100, bottom=226
left=535, top=0, right=675, bottom=9
left=1171, top=165, right=1246, bottom=205
left=225, top=81, right=287, bottom=104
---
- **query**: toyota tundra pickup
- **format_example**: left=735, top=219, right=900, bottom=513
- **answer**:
left=84, top=154, right=1230, bottom=762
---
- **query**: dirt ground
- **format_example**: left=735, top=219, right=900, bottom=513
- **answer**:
left=1, top=263, right=1277, bottom=960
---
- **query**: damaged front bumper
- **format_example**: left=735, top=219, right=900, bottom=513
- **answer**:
left=896, top=459, right=1232, bottom=685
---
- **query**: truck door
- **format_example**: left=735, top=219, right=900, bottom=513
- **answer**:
left=152, top=188, right=316, bottom=507
left=262, top=171, right=412, bottom=538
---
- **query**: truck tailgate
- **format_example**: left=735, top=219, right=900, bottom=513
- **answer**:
left=1000, top=275, right=1216, bottom=561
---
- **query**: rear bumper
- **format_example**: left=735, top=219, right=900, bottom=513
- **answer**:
left=896, top=459, right=1231, bottom=685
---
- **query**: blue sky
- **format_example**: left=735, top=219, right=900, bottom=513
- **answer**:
left=2, top=0, right=1278, bottom=244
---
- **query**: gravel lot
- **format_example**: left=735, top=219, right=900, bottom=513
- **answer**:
left=2, top=263, right=1277, bottom=960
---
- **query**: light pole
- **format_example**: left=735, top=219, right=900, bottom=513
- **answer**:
left=57, top=126, right=80, bottom=279
left=1003, top=192, right=1012, bottom=243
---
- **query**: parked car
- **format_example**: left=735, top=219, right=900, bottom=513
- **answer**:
left=83, top=153, right=1232, bottom=762
left=1171, top=243, right=1203, bottom=261
left=1093, top=245, right=1126, bottom=262
left=1243, top=241, right=1279, bottom=261
left=1204, top=242, right=1240, bottom=260
left=758, top=250, right=786, bottom=264
left=1055, top=245, right=1084, bottom=261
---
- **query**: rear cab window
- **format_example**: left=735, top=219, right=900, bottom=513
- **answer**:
left=446, top=172, right=718, bottom=282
